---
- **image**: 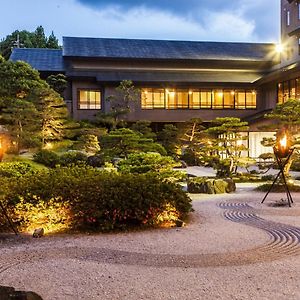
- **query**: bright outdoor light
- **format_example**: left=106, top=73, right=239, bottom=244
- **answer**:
left=275, top=44, right=284, bottom=53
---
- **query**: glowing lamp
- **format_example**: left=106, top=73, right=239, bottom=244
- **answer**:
left=274, top=132, right=290, bottom=158
left=275, top=44, right=284, bottom=53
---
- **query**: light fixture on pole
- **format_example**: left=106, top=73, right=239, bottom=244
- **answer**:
left=261, top=130, right=294, bottom=207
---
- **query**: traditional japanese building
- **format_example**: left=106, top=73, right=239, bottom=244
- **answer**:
left=9, top=0, right=300, bottom=157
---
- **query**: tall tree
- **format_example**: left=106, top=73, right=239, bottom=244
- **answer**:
left=0, top=26, right=60, bottom=59
left=0, top=56, right=69, bottom=151
left=47, top=31, right=59, bottom=49
left=205, top=117, right=249, bottom=177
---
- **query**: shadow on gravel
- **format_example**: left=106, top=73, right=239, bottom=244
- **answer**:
left=0, top=285, right=43, bottom=299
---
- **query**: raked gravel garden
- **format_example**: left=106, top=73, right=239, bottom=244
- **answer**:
left=1, top=178, right=300, bottom=300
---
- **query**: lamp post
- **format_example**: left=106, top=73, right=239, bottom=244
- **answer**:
left=261, top=130, right=294, bottom=207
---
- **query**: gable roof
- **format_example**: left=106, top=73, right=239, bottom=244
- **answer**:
left=10, top=48, right=64, bottom=72
left=63, top=36, right=275, bottom=62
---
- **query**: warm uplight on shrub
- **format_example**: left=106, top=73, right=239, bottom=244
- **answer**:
left=14, top=198, right=72, bottom=234
left=155, top=203, right=180, bottom=227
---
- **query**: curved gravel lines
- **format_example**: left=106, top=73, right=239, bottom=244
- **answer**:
left=1, top=200, right=300, bottom=273
left=219, top=202, right=300, bottom=257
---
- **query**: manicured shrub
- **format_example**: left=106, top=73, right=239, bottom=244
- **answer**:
left=5, top=166, right=192, bottom=232
left=117, top=152, right=185, bottom=182
left=59, top=151, right=88, bottom=166
left=0, top=161, right=39, bottom=178
left=33, top=149, right=60, bottom=167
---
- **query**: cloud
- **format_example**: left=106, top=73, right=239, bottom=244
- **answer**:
left=76, top=0, right=280, bottom=42
left=0, top=0, right=279, bottom=43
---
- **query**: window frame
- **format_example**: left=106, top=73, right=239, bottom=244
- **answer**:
left=77, top=88, right=102, bottom=110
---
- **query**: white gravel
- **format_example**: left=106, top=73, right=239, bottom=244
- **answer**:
left=1, top=186, right=300, bottom=300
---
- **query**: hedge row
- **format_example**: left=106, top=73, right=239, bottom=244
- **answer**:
left=2, top=166, right=192, bottom=232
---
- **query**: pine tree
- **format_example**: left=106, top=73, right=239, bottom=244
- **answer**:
left=46, top=31, right=60, bottom=49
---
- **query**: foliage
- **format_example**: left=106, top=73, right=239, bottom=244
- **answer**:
left=264, top=99, right=300, bottom=177
left=59, top=151, right=88, bottom=166
left=96, top=80, right=139, bottom=129
left=3, top=166, right=192, bottom=231
left=13, top=198, right=72, bottom=234
left=33, top=149, right=60, bottom=167
left=0, top=26, right=60, bottom=60
left=0, top=161, right=39, bottom=178
left=131, top=121, right=156, bottom=139
left=100, top=128, right=166, bottom=159
left=178, top=119, right=206, bottom=165
left=46, top=74, right=67, bottom=96
left=256, top=183, right=300, bottom=193
left=157, top=124, right=179, bottom=157
left=117, top=152, right=185, bottom=181
left=1, top=98, right=41, bottom=151
left=73, top=134, right=100, bottom=154
left=0, top=59, right=70, bottom=151
left=204, top=117, right=250, bottom=176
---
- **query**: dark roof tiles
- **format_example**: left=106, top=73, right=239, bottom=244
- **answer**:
left=63, top=36, right=274, bottom=62
left=10, top=48, right=64, bottom=72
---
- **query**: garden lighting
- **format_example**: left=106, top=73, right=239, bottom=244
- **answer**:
left=262, top=130, right=294, bottom=207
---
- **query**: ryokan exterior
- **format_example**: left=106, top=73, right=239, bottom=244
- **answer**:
left=9, top=0, right=300, bottom=157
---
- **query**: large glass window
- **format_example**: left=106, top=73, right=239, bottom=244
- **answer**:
left=200, top=90, right=212, bottom=108
left=141, top=88, right=256, bottom=109
left=236, top=91, right=246, bottom=109
left=246, top=91, right=256, bottom=109
left=189, top=90, right=200, bottom=109
left=78, top=90, right=101, bottom=109
left=223, top=90, right=235, bottom=109
left=277, top=77, right=300, bottom=103
left=141, top=88, right=164, bottom=108
left=177, top=90, right=189, bottom=108
left=212, top=90, right=223, bottom=109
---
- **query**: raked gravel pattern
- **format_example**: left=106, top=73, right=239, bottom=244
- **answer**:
left=1, top=188, right=300, bottom=299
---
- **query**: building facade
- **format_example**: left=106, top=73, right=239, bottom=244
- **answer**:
left=9, top=0, right=300, bottom=157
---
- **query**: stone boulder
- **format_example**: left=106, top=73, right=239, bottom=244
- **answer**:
left=187, top=177, right=236, bottom=194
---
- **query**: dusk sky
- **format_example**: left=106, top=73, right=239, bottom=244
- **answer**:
left=1, top=0, right=280, bottom=43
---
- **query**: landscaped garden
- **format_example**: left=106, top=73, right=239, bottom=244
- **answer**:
left=1, top=55, right=300, bottom=236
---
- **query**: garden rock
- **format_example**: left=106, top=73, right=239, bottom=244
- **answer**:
left=33, top=228, right=44, bottom=238
left=187, top=177, right=236, bottom=194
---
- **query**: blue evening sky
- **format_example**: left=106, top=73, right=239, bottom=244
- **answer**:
left=1, top=0, right=280, bottom=43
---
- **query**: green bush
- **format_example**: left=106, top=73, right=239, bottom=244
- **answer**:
left=59, top=151, right=88, bottom=166
left=118, top=152, right=185, bottom=182
left=33, top=149, right=60, bottom=167
left=5, top=166, right=192, bottom=232
left=0, top=161, right=39, bottom=178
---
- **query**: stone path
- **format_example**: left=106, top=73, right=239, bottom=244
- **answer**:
left=0, top=189, right=300, bottom=299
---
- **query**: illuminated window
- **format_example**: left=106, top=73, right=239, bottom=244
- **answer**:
left=290, top=79, right=296, bottom=98
left=166, top=89, right=176, bottom=109
left=223, top=90, right=235, bottom=109
left=141, top=89, right=153, bottom=109
left=177, top=90, right=189, bottom=108
left=212, top=90, right=223, bottom=109
left=296, top=79, right=300, bottom=99
left=283, top=81, right=289, bottom=102
left=189, top=90, right=200, bottom=109
left=200, top=90, right=212, bottom=108
left=246, top=91, right=256, bottom=108
left=78, top=90, right=101, bottom=109
left=236, top=91, right=246, bottom=109
left=141, top=88, right=165, bottom=109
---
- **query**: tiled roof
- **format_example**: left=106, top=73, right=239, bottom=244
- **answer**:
left=63, top=37, right=275, bottom=62
left=10, top=48, right=64, bottom=72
